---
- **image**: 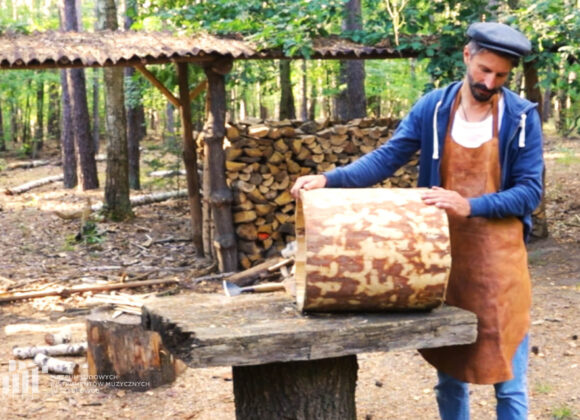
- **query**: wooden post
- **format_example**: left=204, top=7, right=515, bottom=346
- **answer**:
left=232, top=356, right=357, bottom=420
left=176, top=62, right=204, bottom=256
left=203, top=60, right=238, bottom=272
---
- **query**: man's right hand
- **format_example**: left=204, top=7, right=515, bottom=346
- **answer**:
left=290, top=175, right=327, bottom=199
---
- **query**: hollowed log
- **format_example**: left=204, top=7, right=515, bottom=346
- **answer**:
left=295, top=188, right=451, bottom=312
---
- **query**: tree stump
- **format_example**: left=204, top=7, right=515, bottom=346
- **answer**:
left=232, top=355, right=357, bottom=420
left=86, top=310, right=178, bottom=391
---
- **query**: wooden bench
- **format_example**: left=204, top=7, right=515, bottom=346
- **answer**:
left=141, top=292, right=477, bottom=419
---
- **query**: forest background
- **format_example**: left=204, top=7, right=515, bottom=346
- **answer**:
left=0, top=1, right=579, bottom=419
left=0, top=0, right=578, bottom=200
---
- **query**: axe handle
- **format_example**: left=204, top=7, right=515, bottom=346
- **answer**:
left=248, top=282, right=286, bottom=293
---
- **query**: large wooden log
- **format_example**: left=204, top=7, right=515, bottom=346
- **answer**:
left=295, top=188, right=451, bottom=312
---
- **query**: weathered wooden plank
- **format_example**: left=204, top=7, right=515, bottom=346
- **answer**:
left=142, top=293, right=477, bottom=368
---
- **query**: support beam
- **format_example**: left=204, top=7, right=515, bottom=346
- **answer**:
left=176, top=62, right=204, bottom=256
left=135, top=64, right=181, bottom=108
left=203, top=62, right=238, bottom=272
left=189, top=79, right=208, bottom=101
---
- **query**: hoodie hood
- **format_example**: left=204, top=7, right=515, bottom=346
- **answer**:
left=431, top=82, right=538, bottom=159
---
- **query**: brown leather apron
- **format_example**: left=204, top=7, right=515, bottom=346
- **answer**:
left=419, top=91, right=531, bottom=384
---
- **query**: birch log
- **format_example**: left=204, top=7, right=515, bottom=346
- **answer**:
left=13, top=342, right=87, bottom=359
left=34, top=353, right=80, bottom=375
left=295, top=188, right=451, bottom=312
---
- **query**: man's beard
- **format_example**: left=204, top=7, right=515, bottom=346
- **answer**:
left=467, top=72, right=499, bottom=102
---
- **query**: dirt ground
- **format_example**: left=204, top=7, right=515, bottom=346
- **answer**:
left=0, top=131, right=578, bottom=420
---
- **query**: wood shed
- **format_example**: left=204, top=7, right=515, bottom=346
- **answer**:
left=0, top=29, right=422, bottom=272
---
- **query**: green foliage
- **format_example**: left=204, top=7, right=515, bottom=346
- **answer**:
left=366, top=58, right=429, bottom=117
left=551, top=404, right=576, bottom=420
left=66, top=221, right=106, bottom=247
left=136, top=0, right=347, bottom=57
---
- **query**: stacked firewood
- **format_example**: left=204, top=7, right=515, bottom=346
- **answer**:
left=219, top=118, right=419, bottom=268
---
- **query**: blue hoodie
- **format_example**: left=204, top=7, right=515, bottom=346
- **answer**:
left=324, top=81, right=544, bottom=241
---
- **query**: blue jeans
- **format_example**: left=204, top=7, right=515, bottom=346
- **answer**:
left=434, top=334, right=529, bottom=420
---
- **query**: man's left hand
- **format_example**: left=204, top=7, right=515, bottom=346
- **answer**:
left=421, top=186, right=471, bottom=217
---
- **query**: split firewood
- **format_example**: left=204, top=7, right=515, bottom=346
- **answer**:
left=45, top=329, right=72, bottom=345
left=4, top=175, right=64, bottom=195
left=0, top=278, right=180, bottom=304
left=14, top=342, right=88, bottom=359
left=34, top=353, right=80, bottom=376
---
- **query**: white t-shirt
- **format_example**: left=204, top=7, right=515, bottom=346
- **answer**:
left=451, top=96, right=505, bottom=148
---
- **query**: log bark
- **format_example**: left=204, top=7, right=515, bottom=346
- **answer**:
left=34, top=353, right=80, bottom=376
left=14, top=342, right=87, bottom=359
left=233, top=356, right=357, bottom=420
left=86, top=310, right=178, bottom=391
left=296, top=188, right=450, bottom=312
left=45, top=330, right=72, bottom=345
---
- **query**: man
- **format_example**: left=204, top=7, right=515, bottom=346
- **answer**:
left=290, top=22, right=544, bottom=420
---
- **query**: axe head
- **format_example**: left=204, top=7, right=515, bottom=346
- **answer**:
left=223, top=280, right=243, bottom=297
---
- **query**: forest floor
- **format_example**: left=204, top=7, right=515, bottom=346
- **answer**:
left=0, top=129, right=579, bottom=420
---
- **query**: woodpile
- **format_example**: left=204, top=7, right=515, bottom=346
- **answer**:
left=211, top=117, right=419, bottom=268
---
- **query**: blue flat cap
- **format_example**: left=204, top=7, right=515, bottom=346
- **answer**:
left=467, top=22, right=531, bottom=58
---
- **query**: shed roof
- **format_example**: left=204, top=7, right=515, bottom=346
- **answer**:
left=0, top=30, right=408, bottom=70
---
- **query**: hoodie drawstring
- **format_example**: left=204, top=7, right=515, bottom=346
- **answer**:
left=518, top=113, right=527, bottom=148
left=432, top=100, right=442, bottom=159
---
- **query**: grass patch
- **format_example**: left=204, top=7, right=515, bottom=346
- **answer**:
left=534, top=382, right=553, bottom=394
left=551, top=404, right=577, bottom=420
left=555, top=147, right=580, bottom=166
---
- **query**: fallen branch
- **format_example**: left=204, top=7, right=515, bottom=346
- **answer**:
left=34, top=353, right=79, bottom=376
left=53, top=190, right=189, bottom=220
left=14, top=342, right=88, bottom=359
left=4, top=175, right=64, bottom=195
left=148, top=169, right=186, bottom=178
left=0, top=278, right=179, bottom=304
left=5, top=160, right=52, bottom=171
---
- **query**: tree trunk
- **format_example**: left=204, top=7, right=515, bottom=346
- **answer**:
left=47, top=79, right=61, bottom=142
left=92, top=68, right=100, bottom=153
left=97, top=0, right=132, bottom=221
left=203, top=63, right=238, bottom=271
left=62, top=0, right=99, bottom=190
left=125, top=0, right=144, bottom=190
left=233, top=356, right=357, bottom=420
left=523, top=59, right=548, bottom=239
left=60, top=70, right=78, bottom=188
left=0, top=104, right=5, bottom=151
left=336, top=0, right=366, bottom=121
left=165, top=102, right=176, bottom=145
left=126, top=69, right=143, bottom=190
left=279, top=60, right=296, bottom=120
left=33, top=76, right=44, bottom=156
left=300, top=60, right=308, bottom=120
left=177, top=63, right=205, bottom=256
